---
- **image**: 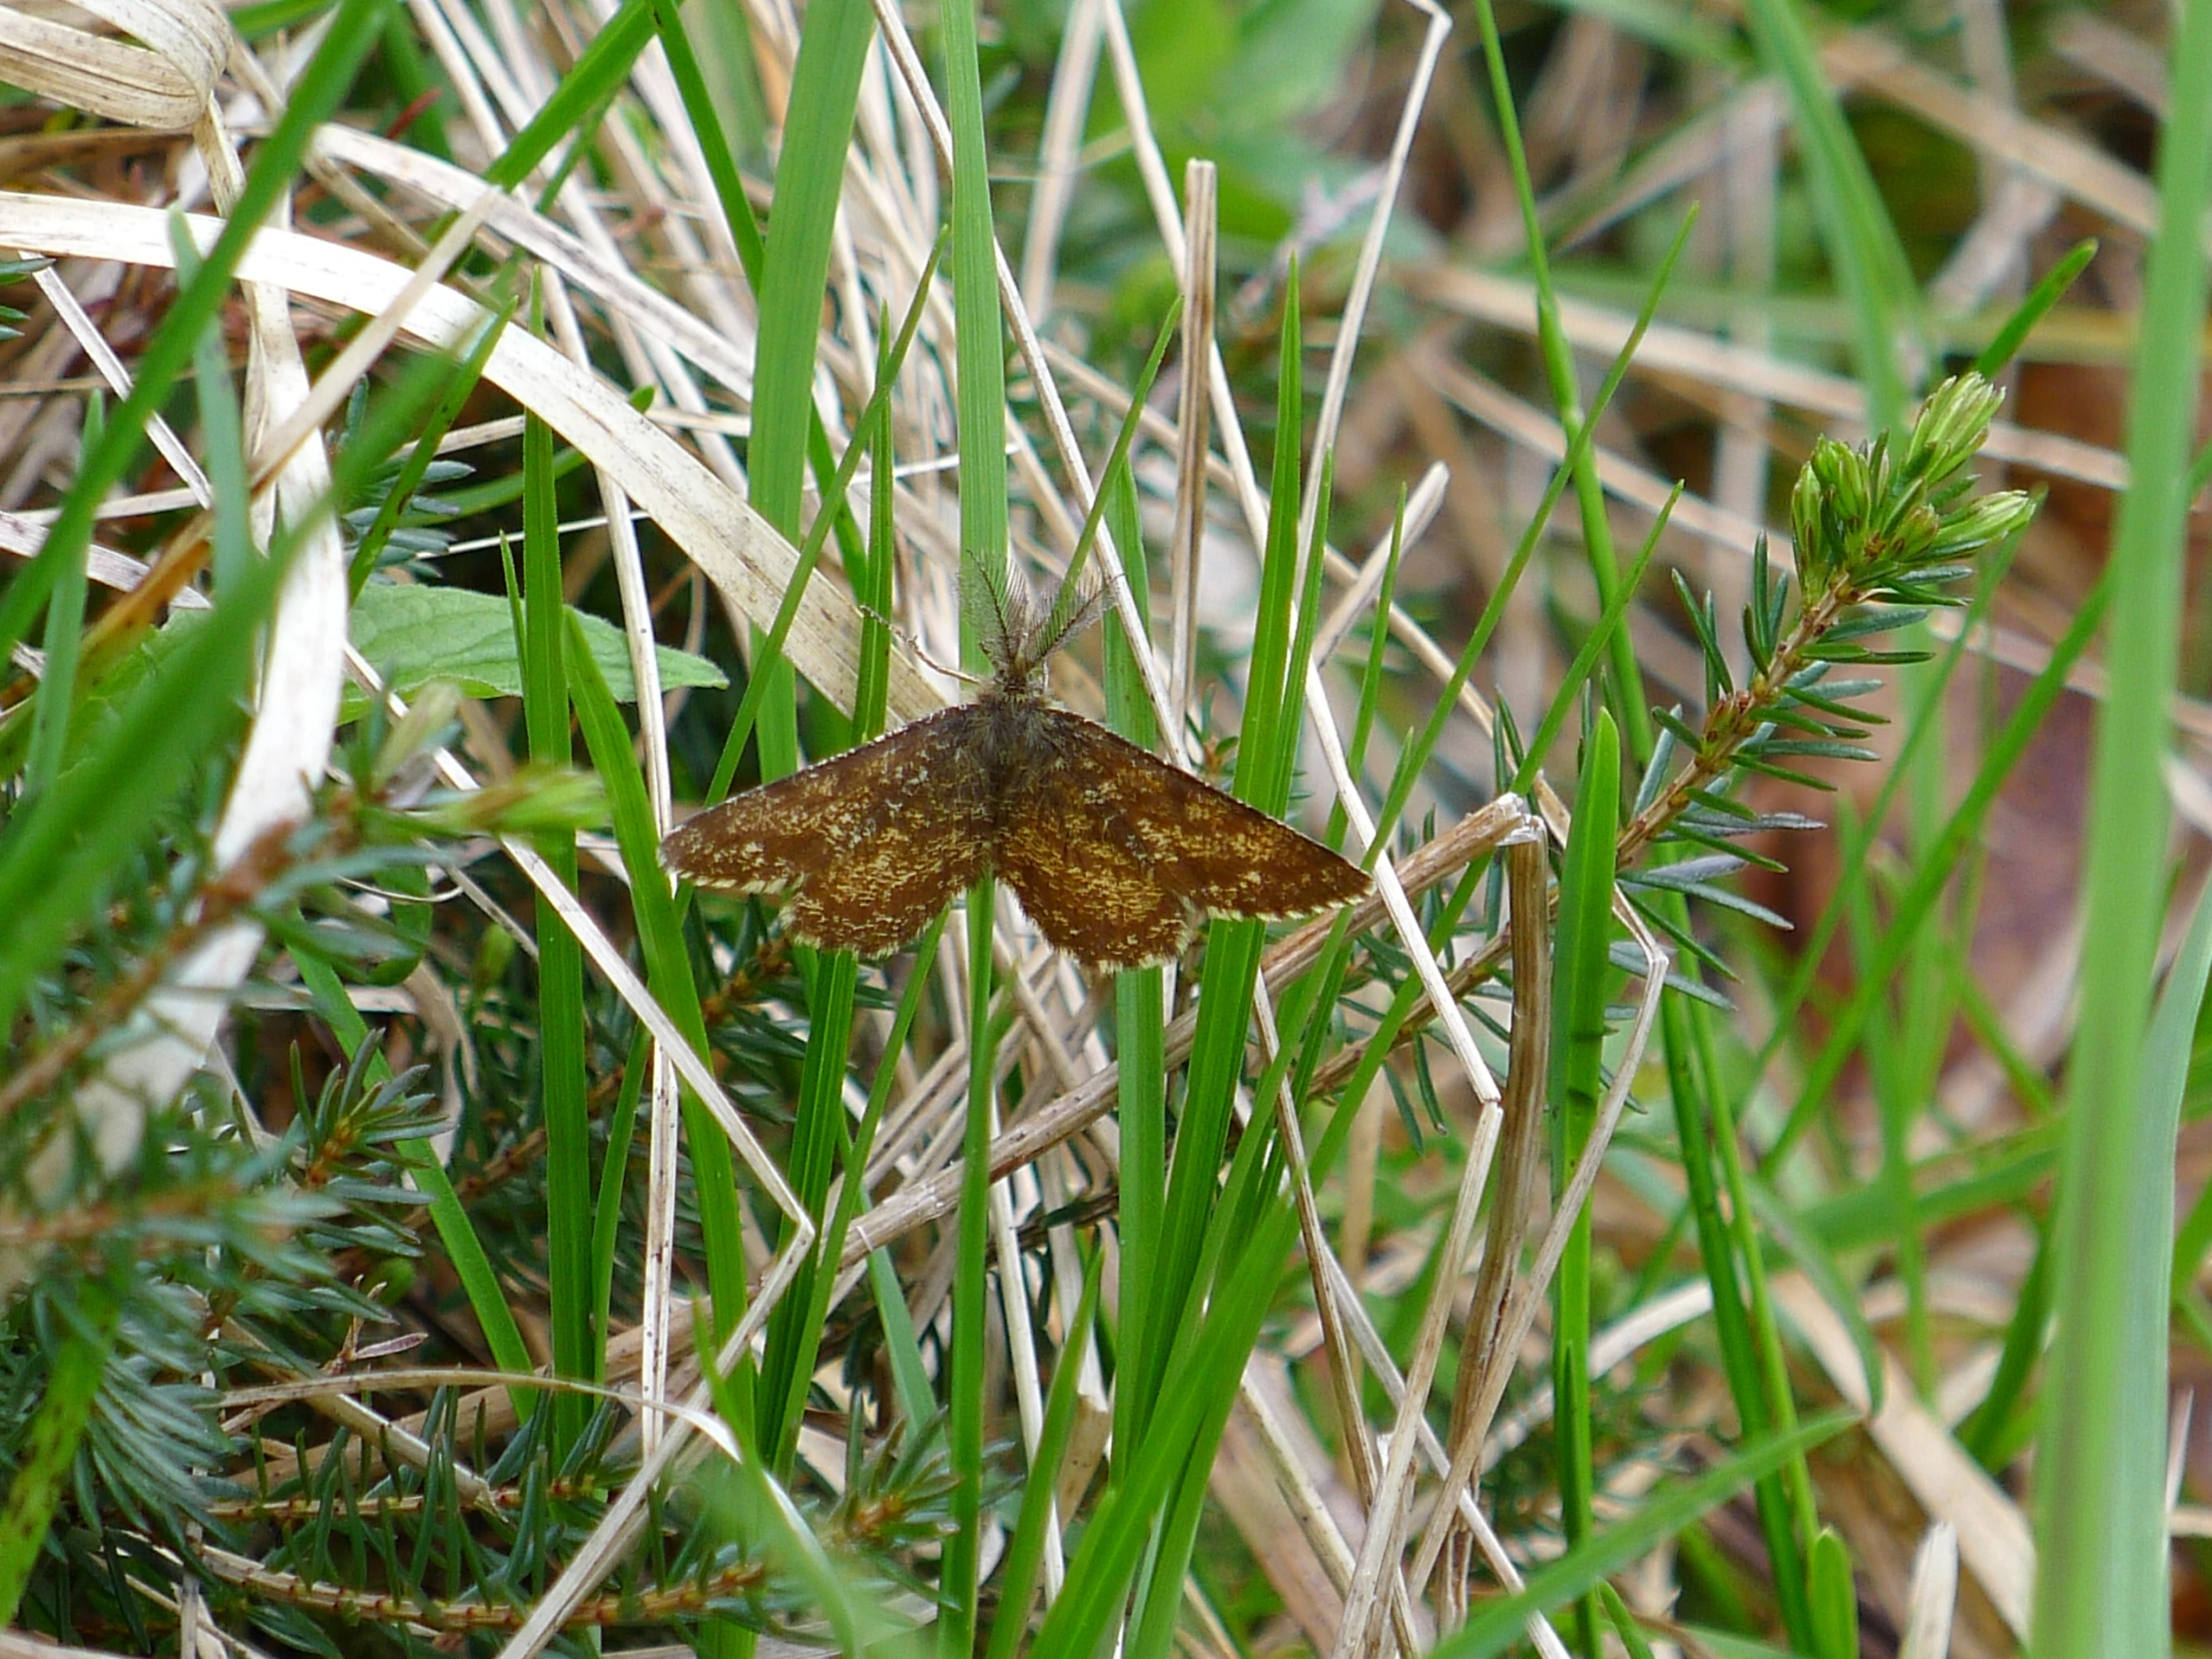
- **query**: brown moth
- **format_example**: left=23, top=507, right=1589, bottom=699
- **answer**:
left=659, top=571, right=1369, bottom=970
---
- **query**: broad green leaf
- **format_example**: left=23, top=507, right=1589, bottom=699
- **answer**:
left=348, top=581, right=724, bottom=706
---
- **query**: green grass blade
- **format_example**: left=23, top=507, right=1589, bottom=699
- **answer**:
left=561, top=616, right=749, bottom=1354
left=0, top=1286, right=118, bottom=1625
left=984, top=1248, right=1105, bottom=1659
left=1143, top=276, right=1308, bottom=1403
left=748, top=0, right=872, bottom=543
left=590, top=1024, right=651, bottom=1376
left=940, top=0, right=1009, bottom=1637
left=757, top=961, right=861, bottom=1476
left=518, top=387, right=592, bottom=1452
left=1045, top=295, right=1181, bottom=635
left=1433, top=1411, right=1855, bottom=1659
left=2040, top=14, right=2212, bottom=1619
left=649, top=0, right=881, bottom=775
left=645, top=0, right=767, bottom=284
left=1127, top=1406, right=1220, bottom=1659
left=756, top=313, right=910, bottom=1477
left=1127, top=293, right=1331, bottom=1645
left=1736, top=0, right=1920, bottom=420
left=1332, top=497, right=1405, bottom=841
left=1660, top=992, right=1814, bottom=1637
left=375, top=7, right=451, bottom=161
left=746, top=0, right=873, bottom=795
left=702, top=238, right=940, bottom=805
left=1515, top=509, right=1667, bottom=792
left=2042, top=857, right=2212, bottom=1652
left=1550, top=710, right=1620, bottom=1659
left=784, top=910, right=945, bottom=1456
left=1271, top=445, right=1335, bottom=810
left=855, top=321, right=900, bottom=738
left=1960, top=1224, right=2049, bottom=1466
left=695, top=1333, right=879, bottom=1658
left=1464, top=0, right=1681, bottom=759
left=945, top=0, right=1021, bottom=1643
left=1132, top=448, right=1336, bottom=1654
left=1230, top=259, right=1308, bottom=813
left=1747, top=1177, right=1885, bottom=1417
left=1101, top=458, right=1168, bottom=1453
left=176, top=231, right=252, bottom=599
left=945, top=896, right=997, bottom=1657
left=1689, top=983, right=1824, bottom=1627
left=1374, top=209, right=1693, bottom=841
left=0, top=521, right=294, bottom=1032
left=1806, top=1528, right=1860, bottom=1659
left=869, top=1248, right=937, bottom=1431
left=1035, top=1204, right=1301, bottom=1657
left=1972, top=239, right=2096, bottom=378
left=1599, top=1582, right=1661, bottom=1659
left=482, top=0, right=651, bottom=194
left=22, top=438, right=90, bottom=796
left=1314, top=221, right=1697, bottom=1260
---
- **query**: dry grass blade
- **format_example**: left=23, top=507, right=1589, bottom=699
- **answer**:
left=845, top=799, right=1540, bottom=1264
left=0, top=0, right=2147, bottom=1650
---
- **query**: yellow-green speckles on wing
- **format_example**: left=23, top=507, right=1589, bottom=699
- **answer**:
left=661, top=707, right=985, bottom=896
left=1027, top=712, right=1371, bottom=923
left=995, top=801, right=1195, bottom=968
left=659, top=663, right=1369, bottom=971
left=784, top=803, right=991, bottom=955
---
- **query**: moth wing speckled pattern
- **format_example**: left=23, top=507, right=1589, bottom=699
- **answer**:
left=1038, top=712, right=1372, bottom=921
left=993, top=748, right=1199, bottom=969
left=661, top=617, right=1371, bottom=967
left=988, top=710, right=1370, bottom=967
left=660, top=706, right=983, bottom=897
left=781, top=805, right=992, bottom=954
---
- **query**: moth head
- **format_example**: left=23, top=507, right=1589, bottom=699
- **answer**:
left=965, top=562, right=1107, bottom=698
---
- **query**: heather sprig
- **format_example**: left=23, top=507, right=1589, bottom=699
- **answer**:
left=1620, top=374, right=2035, bottom=881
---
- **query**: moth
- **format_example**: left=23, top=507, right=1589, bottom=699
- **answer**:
left=660, top=572, right=1369, bottom=970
